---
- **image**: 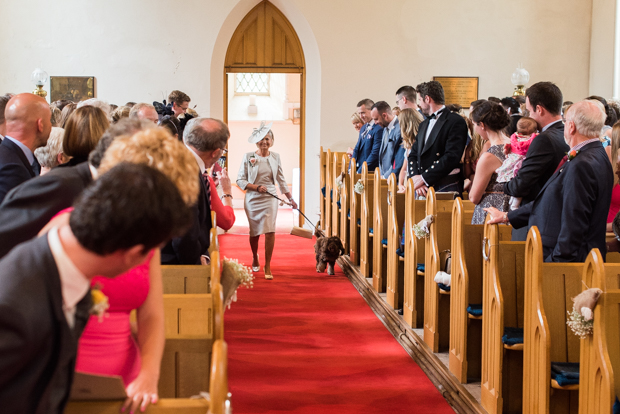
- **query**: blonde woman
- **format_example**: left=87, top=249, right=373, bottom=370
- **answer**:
left=397, top=108, right=423, bottom=193
left=237, top=122, right=297, bottom=279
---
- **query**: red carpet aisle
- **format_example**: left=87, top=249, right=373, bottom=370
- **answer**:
left=221, top=234, right=455, bottom=414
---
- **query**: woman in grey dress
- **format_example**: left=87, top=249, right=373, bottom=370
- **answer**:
left=468, top=101, right=512, bottom=224
left=237, top=122, right=297, bottom=279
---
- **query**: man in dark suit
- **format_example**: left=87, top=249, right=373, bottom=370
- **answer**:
left=501, top=96, right=522, bottom=136
left=486, top=101, right=612, bottom=262
left=0, top=93, right=52, bottom=203
left=162, top=117, right=230, bottom=264
left=0, top=163, right=191, bottom=414
left=504, top=82, right=568, bottom=240
left=408, top=81, right=468, bottom=197
left=372, top=101, right=404, bottom=178
left=350, top=98, right=383, bottom=173
left=0, top=118, right=152, bottom=260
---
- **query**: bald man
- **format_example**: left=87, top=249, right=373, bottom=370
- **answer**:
left=129, top=102, right=159, bottom=124
left=0, top=93, right=51, bottom=203
left=485, top=100, right=613, bottom=262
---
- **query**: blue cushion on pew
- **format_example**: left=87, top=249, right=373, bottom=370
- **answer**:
left=437, top=283, right=450, bottom=292
left=502, top=327, right=523, bottom=345
left=416, top=263, right=424, bottom=272
left=381, top=238, right=388, bottom=246
left=369, top=228, right=373, bottom=234
left=357, top=218, right=361, bottom=226
left=347, top=210, right=350, bottom=219
left=551, top=362, right=580, bottom=386
left=321, top=186, right=326, bottom=197
left=613, top=396, right=619, bottom=414
left=466, top=304, right=482, bottom=317
left=337, top=200, right=341, bottom=208
left=396, top=247, right=404, bottom=257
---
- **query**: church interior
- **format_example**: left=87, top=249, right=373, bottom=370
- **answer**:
left=1, top=0, right=620, bottom=413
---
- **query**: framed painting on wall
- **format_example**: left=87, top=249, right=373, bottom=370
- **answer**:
left=49, top=76, right=95, bottom=102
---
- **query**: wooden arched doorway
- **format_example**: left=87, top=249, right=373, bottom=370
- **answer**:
left=224, top=0, right=306, bottom=225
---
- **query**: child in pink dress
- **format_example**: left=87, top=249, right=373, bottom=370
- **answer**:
left=496, top=117, right=539, bottom=210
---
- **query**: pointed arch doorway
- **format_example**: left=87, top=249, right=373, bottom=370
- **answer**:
left=224, top=0, right=306, bottom=226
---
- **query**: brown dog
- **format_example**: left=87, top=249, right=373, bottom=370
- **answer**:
left=314, top=228, right=345, bottom=275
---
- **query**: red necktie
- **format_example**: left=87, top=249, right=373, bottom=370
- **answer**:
left=202, top=171, right=211, bottom=208
left=554, top=155, right=568, bottom=173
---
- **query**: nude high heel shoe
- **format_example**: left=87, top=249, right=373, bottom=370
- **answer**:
left=252, top=254, right=260, bottom=272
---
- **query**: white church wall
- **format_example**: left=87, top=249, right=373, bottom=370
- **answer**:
left=0, top=0, right=597, bottom=223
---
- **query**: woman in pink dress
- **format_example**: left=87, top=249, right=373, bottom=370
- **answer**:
left=40, top=128, right=200, bottom=413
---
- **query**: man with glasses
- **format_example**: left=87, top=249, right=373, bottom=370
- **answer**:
left=162, top=117, right=230, bottom=264
left=395, top=85, right=424, bottom=119
left=168, top=90, right=191, bottom=117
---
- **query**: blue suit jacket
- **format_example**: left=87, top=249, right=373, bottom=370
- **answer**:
left=0, top=138, right=36, bottom=204
left=352, top=122, right=383, bottom=173
left=378, top=118, right=404, bottom=178
left=508, top=141, right=612, bottom=262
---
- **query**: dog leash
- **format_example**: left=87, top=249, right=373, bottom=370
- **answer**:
left=264, top=191, right=324, bottom=236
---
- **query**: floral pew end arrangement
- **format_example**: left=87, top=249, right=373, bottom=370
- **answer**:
left=354, top=179, right=364, bottom=195
left=413, top=215, right=434, bottom=239
left=221, top=257, right=255, bottom=309
left=566, top=287, right=602, bottom=339
left=335, top=172, right=345, bottom=193
left=433, top=250, right=452, bottom=292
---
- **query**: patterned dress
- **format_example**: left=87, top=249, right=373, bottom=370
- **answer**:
left=471, top=144, right=511, bottom=225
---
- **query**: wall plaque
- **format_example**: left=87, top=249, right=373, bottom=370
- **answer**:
left=50, top=76, right=95, bottom=102
left=432, top=77, right=478, bottom=107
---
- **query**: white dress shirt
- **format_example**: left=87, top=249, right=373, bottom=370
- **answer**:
left=424, top=105, right=446, bottom=142
left=48, top=227, right=90, bottom=328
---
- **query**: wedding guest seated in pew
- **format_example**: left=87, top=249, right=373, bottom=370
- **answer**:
left=503, top=82, right=568, bottom=240
left=486, top=100, right=613, bottom=261
left=350, top=99, right=383, bottom=173
left=408, top=81, right=468, bottom=197
left=468, top=100, right=511, bottom=224
left=39, top=129, right=200, bottom=413
left=0, top=118, right=154, bottom=259
left=0, top=162, right=192, bottom=414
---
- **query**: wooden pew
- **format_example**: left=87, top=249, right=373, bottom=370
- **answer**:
left=423, top=188, right=468, bottom=352
left=386, top=173, right=406, bottom=309
left=372, top=168, right=389, bottom=292
left=159, top=283, right=224, bottom=398
left=338, top=153, right=350, bottom=253
left=359, top=162, right=376, bottom=278
left=348, top=157, right=361, bottom=265
left=319, top=146, right=327, bottom=230
left=403, top=178, right=426, bottom=328
left=578, top=250, right=620, bottom=414
left=330, top=151, right=346, bottom=238
left=480, top=220, right=525, bottom=414
left=65, top=339, right=229, bottom=414
left=523, top=226, right=583, bottom=414
left=449, top=197, right=486, bottom=383
left=162, top=265, right=211, bottom=294
left=324, top=149, right=334, bottom=235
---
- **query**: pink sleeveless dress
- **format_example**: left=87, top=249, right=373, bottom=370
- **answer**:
left=75, top=251, right=153, bottom=385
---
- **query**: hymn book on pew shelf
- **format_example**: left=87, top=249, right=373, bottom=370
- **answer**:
left=69, top=372, right=127, bottom=400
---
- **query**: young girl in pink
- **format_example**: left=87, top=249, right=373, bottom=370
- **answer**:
left=496, top=117, right=539, bottom=210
